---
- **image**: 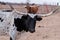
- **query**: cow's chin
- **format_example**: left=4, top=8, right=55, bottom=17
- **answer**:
left=29, top=31, right=35, bottom=33
left=30, top=31, right=35, bottom=33
left=24, top=30, right=35, bottom=33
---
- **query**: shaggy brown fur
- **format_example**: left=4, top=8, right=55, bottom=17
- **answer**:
left=25, top=6, right=38, bottom=14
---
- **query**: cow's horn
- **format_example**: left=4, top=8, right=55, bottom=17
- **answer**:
left=36, top=7, right=59, bottom=17
left=13, top=9, right=28, bottom=15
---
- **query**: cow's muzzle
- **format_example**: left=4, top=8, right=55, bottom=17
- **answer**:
left=29, top=29, right=35, bottom=33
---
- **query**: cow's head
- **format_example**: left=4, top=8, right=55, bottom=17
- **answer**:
left=14, top=5, right=58, bottom=33
left=21, top=14, right=42, bottom=33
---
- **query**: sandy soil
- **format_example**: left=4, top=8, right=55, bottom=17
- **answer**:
left=0, top=6, right=60, bottom=40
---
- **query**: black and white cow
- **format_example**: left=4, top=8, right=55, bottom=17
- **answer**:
left=11, top=8, right=57, bottom=40
left=14, top=14, right=42, bottom=33
left=10, top=14, right=42, bottom=40
left=0, top=2, right=57, bottom=40
left=0, top=10, right=56, bottom=40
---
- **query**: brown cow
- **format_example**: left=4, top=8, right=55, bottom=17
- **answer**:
left=25, top=5, right=39, bottom=14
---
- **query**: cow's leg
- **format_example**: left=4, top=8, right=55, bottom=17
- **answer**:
left=9, top=26, right=17, bottom=40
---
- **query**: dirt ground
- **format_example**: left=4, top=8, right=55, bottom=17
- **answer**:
left=0, top=7, right=60, bottom=40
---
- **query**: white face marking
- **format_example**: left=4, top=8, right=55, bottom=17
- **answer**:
left=28, top=14, right=36, bottom=18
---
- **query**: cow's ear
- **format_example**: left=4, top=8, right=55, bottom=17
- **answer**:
left=35, top=15, right=42, bottom=21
